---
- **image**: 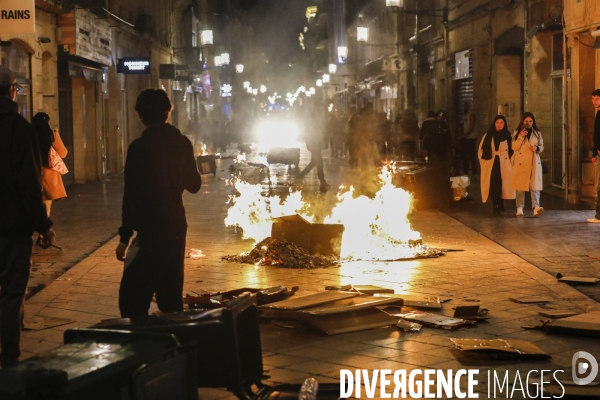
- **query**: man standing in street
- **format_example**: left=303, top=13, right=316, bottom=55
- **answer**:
left=0, top=66, right=55, bottom=368
left=298, top=107, right=330, bottom=191
left=588, top=89, right=600, bottom=223
left=116, top=89, right=202, bottom=317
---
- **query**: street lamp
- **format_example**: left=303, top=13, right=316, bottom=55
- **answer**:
left=214, top=55, right=222, bottom=66
left=316, top=79, right=323, bottom=87
left=235, top=64, right=244, bottom=73
left=201, top=30, right=213, bottom=45
left=243, top=81, right=250, bottom=89
left=322, top=74, right=330, bottom=83
left=329, top=64, right=337, bottom=74
left=386, top=0, right=403, bottom=7
left=252, top=88, right=258, bottom=95
left=309, top=87, right=316, bottom=95
left=357, top=26, right=369, bottom=42
left=260, top=85, right=267, bottom=93
left=220, top=53, right=230, bottom=65
left=337, top=46, right=348, bottom=63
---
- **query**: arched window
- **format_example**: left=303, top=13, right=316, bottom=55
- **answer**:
left=1, top=41, right=32, bottom=120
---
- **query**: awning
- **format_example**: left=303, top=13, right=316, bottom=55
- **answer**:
left=68, top=61, right=104, bottom=82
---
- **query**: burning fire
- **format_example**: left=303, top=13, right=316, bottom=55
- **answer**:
left=225, top=163, right=422, bottom=261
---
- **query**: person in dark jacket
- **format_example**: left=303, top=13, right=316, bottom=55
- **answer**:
left=115, top=89, right=202, bottom=318
left=424, top=110, right=453, bottom=164
left=0, top=66, right=55, bottom=368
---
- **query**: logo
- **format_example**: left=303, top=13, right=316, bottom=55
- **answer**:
left=572, top=351, right=598, bottom=385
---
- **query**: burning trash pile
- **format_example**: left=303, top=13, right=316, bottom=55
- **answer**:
left=222, top=237, right=339, bottom=269
left=222, top=163, right=455, bottom=268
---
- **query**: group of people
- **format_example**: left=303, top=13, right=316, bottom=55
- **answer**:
left=478, top=112, right=544, bottom=216
left=1, top=63, right=201, bottom=368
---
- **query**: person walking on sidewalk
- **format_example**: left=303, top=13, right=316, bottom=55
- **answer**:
left=587, top=89, right=600, bottom=223
left=298, top=109, right=329, bottom=190
left=510, top=112, right=545, bottom=217
left=0, top=66, right=55, bottom=368
left=115, top=89, right=202, bottom=318
left=32, top=112, right=68, bottom=245
left=478, top=115, right=515, bottom=215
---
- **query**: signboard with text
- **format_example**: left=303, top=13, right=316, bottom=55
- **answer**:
left=117, top=57, right=151, bottom=74
left=0, top=0, right=35, bottom=33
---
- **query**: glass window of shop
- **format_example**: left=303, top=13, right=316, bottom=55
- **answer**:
left=0, top=41, right=32, bottom=120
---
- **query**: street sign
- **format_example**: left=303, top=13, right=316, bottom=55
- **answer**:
left=0, top=0, right=35, bottom=33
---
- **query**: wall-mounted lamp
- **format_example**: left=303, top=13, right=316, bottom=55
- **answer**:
left=357, top=27, right=369, bottom=42
left=235, top=64, right=244, bottom=73
left=200, top=30, right=213, bottom=45
left=328, top=64, right=337, bottom=74
left=38, top=36, right=52, bottom=44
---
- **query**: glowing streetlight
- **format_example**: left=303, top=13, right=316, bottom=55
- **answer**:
left=386, top=0, right=403, bottom=7
left=316, top=79, right=323, bottom=87
left=235, top=64, right=244, bottom=73
left=201, top=30, right=213, bottom=45
left=243, top=81, right=250, bottom=89
left=260, top=85, right=267, bottom=93
left=220, top=53, right=230, bottom=65
left=309, top=87, right=316, bottom=95
left=322, top=74, right=330, bottom=83
left=357, top=26, right=369, bottom=42
left=214, top=55, right=223, bottom=66
left=329, top=63, right=337, bottom=74
left=252, top=88, right=258, bottom=95
left=338, top=46, right=348, bottom=63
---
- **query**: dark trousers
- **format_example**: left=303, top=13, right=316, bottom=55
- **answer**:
left=299, top=149, right=325, bottom=182
left=119, top=233, right=186, bottom=318
left=462, top=139, right=478, bottom=174
left=0, top=236, right=32, bottom=367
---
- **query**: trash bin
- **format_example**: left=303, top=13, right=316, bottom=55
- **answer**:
left=196, top=154, right=217, bottom=175
left=402, top=163, right=450, bottom=209
left=0, top=329, right=197, bottom=400
left=92, top=294, right=262, bottom=400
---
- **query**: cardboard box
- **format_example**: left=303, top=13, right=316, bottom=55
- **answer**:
left=271, top=215, right=344, bottom=257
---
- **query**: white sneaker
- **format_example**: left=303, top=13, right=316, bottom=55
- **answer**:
left=533, top=207, right=544, bottom=217
left=516, top=207, right=524, bottom=217
left=587, top=217, right=600, bottom=223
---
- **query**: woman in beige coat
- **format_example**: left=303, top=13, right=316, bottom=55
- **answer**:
left=32, top=112, right=68, bottom=219
left=510, top=112, right=544, bottom=217
left=478, top=115, right=515, bottom=214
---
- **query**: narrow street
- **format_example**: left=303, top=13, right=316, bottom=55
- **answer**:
left=23, top=147, right=600, bottom=398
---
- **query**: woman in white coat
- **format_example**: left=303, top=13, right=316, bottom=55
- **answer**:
left=510, top=112, right=544, bottom=217
left=478, top=115, right=515, bottom=214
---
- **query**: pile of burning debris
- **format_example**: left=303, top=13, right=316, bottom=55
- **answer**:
left=222, top=237, right=339, bottom=269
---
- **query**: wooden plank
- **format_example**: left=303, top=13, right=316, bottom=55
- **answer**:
left=259, top=291, right=358, bottom=311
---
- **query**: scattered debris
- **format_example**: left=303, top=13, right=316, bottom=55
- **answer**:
left=308, top=308, right=399, bottom=335
left=325, top=284, right=394, bottom=294
left=509, top=296, right=550, bottom=304
left=453, top=305, right=489, bottom=320
left=556, top=273, right=600, bottom=285
left=185, top=286, right=299, bottom=309
left=375, top=294, right=444, bottom=310
left=222, top=237, right=339, bottom=269
left=396, top=319, right=422, bottom=332
left=188, top=248, right=206, bottom=259
left=259, top=291, right=359, bottom=311
left=397, top=312, right=476, bottom=330
left=544, top=311, right=600, bottom=336
left=450, top=338, right=551, bottom=359
left=23, top=316, right=73, bottom=331
left=538, top=310, right=578, bottom=318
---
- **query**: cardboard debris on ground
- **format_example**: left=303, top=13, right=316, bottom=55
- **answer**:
left=453, top=305, right=490, bottom=320
left=184, top=286, right=298, bottom=308
left=374, top=294, right=444, bottom=310
left=259, top=291, right=359, bottom=311
left=538, top=310, right=579, bottom=319
left=260, top=295, right=403, bottom=320
left=509, top=296, right=551, bottom=304
left=544, top=311, right=600, bottom=336
left=271, top=215, right=344, bottom=257
left=23, top=316, right=73, bottom=331
left=450, top=338, right=551, bottom=359
left=325, top=284, right=394, bottom=294
left=556, top=276, right=600, bottom=285
left=308, top=308, right=400, bottom=335
left=396, top=319, right=422, bottom=332
left=397, top=312, right=476, bottom=330
left=222, top=237, right=339, bottom=269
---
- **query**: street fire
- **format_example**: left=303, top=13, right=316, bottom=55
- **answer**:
left=225, top=164, right=424, bottom=262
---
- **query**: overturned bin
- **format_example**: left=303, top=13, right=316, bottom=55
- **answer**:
left=196, top=154, right=217, bottom=175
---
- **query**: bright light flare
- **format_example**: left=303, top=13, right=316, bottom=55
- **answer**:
left=254, top=120, right=301, bottom=151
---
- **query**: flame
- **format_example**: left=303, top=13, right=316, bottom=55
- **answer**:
left=224, top=163, right=421, bottom=261
left=201, top=144, right=208, bottom=156
left=324, top=165, right=421, bottom=260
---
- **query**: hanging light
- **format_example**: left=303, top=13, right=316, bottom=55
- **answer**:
left=220, top=53, right=230, bottom=65
left=235, top=64, right=244, bottom=73
left=214, top=55, right=223, bottom=66
left=322, top=74, right=330, bottom=83
left=252, top=88, right=258, bottom=95
left=260, top=85, right=267, bottom=93
left=357, top=26, right=369, bottom=42
left=316, top=79, right=323, bottom=87
left=200, top=30, right=213, bottom=45
left=243, top=81, right=250, bottom=89
left=309, top=87, right=316, bottom=95
left=328, top=64, right=337, bottom=74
